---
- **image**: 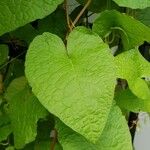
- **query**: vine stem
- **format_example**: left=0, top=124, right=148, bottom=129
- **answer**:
left=71, top=0, right=92, bottom=29
left=50, top=129, right=57, bottom=150
left=64, top=0, right=72, bottom=32
left=0, top=74, right=3, bottom=94
left=107, top=0, right=111, bottom=9
left=128, top=112, right=139, bottom=143
left=0, top=51, right=25, bottom=70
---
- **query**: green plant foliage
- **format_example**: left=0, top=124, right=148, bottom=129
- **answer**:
left=0, top=44, right=9, bottom=66
left=38, top=7, right=67, bottom=39
left=115, top=49, right=150, bottom=100
left=0, top=0, right=150, bottom=149
left=0, top=0, right=63, bottom=36
left=3, top=59, right=25, bottom=88
left=115, top=88, right=150, bottom=112
left=6, top=146, right=15, bottom=150
left=9, top=24, right=38, bottom=45
left=135, top=7, right=150, bottom=27
left=76, top=0, right=119, bottom=12
left=93, top=10, right=150, bottom=50
left=0, top=124, right=12, bottom=142
left=113, top=0, right=150, bottom=9
left=4, top=77, right=48, bottom=149
left=56, top=104, right=132, bottom=150
left=25, top=27, right=116, bottom=143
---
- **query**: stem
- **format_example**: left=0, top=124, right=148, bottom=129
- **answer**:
left=128, top=112, right=138, bottom=143
left=0, top=51, right=25, bottom=70
left=107, top=0, right=111, bottom=9
left=71, top=0, right=92, bottom=29
left=50, top=129, right=57, bottom=150
left=64, top=0, right=72, bottom=32
left=0, top=74, right=3, bottom=94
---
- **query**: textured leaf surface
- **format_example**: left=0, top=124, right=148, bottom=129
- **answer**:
left=0, top=0, right=63, bottom=36
left=113, top=0, right=150, bottom=9
left=5, top=77, right=48, bottom=149
left=115, top=49, right=150, bottom=100
left=25, top=27, right=116, bottom=142
left=115, top=89, right=150, bottom=112
left=93, top=10, right=150, bottom=50
left=0, top=44, right=8, bottom=66
left=56, top=105, right=132, bottom=150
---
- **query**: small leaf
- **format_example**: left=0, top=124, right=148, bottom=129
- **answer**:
left=115, top=89, right=150, bottom=112
left=93, top=10, right=150, bottom=50
left=113, top=0, right=150, bottom=9
left=56, top=105, right=132, bottom=150
left=115, top=49, right=150, bottom=100
left=0, top=44, right=9, bottom=66
left=0, top=0, right=63, bottom=36
left=5, top=77, right=48, bottom=149
left=25, top=27, right=116, bottom=142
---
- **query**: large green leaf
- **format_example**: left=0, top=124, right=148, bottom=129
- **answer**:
left=0, top=44, right=9, bottom=66
left=56, top=105, right=132, bottom=150
left=25, top=27, right=116, bottom=142
left=115, top=49, right=150, bottom=100
left=93, top=10, right=150, bottom=50
left=5, top=77, right=48, bottom=149
left=115, top=89, right=150, bottom=112
left=113, top=0, right=150, bottom=9
left=0, top=0, right=63, bottom=36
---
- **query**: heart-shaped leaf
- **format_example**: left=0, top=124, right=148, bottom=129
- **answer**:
left=25, top=27, right=116, bottom=142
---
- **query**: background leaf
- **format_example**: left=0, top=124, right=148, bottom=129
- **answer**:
left=93, top=10, right=150, bottom=50
left=135, top=7, right=150, bottom=27
left=5, top=77, right=48, bottom=149
left=38, top=7, right=67, bottom=40
left=0, top=0, right=63, bottom=36
left=76, top=0, right=119, bottom=12
left=113, top=0, right=150, bottom=9
left=115, top=49, right=150, bottom=100
left=115, top=88, right=150, bottom=112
